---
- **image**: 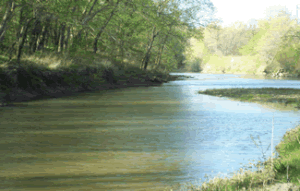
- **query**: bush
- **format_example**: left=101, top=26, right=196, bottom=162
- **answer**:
left=102, top=67, right=117, bottom=84
left=191, top=58, right=202, bottom=72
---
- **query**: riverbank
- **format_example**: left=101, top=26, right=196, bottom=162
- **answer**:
left=198, top=88, right=300, bottom=110
left=191, top=88, right=300, bottom=190
left=0, top=57, right=184, bottom=107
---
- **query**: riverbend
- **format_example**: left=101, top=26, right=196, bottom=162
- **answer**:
left=1, top=73, right=300, bottom=190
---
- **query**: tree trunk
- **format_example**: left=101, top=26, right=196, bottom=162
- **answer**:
left=65, top=26, right=70, bottom=51
left=94, top=0, right=121, bottom=54
left=58, top=23, right=66, bottom=52
left=143, top=53, right=151, bottom=70
left=0, top=0, right=16, bottom=43
left=53, top=19, right=60, bottom=51
left=70, top=30, right=82, bottom=53
left=16, top=4, right=25, bottom=43
left=120, top=36, right=124, bottom=65
left=85, top=31, right=88, bottom=51
left=141, top=26, right=159, bottom=70
left=29, top=19, right=42, bottom=53
left=38, top=17, right=51, bottom=51
left=155, top=41, right=166, bottom=70
left=72, top=0, right=109, bottom=53
left=17, top=18, right=34, bottom=63
left=155, top=27, right=172, bottom=69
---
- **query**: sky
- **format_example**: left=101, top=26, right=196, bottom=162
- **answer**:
left=210, top=0, right=299, bottom=27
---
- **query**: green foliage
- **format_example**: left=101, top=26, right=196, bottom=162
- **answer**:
left=191, top=11, right=300, bottom=75
left=0, top=67, right=15, bottom=91
left=0, top=0, right=216, bottom=71
left=273, top=159, right=286, bottom=173
left=240, top=94, right=254, bottom=101
left=258, top=94, right=272, bottom=99
left=190, top=58, right=202, bottom=72
left=202, top=21, right=251, bottom=56
left=68, top=64, right=83, bottom=70
left=182, top=37, right=207, bottom=71
left=275, top=41, right=300, bottom=72
left=239, top=28, right=269, bottom=55
left=252, top=16, right=298, bottom=73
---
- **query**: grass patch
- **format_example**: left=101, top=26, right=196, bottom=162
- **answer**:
left=240, top=93, right=254, bottom=101
left=198, top=88, right=300, bottom=110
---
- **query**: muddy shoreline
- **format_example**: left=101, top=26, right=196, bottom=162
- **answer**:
left=0, top=73, right=186, bottom=107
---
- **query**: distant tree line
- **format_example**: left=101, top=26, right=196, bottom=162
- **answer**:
left=186, top=10, right=300, bottom=74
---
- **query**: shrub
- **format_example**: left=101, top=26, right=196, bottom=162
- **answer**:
left=191, top=58, right=202, bottom=72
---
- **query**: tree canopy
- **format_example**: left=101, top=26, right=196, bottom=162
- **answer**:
left=0, top=0, right=215, bottom=71
left=185, top=10, right=300, bottom=74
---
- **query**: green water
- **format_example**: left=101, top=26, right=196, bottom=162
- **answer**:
left=1, top=73, right=300, bottom=190
left=0, top=87, right=190, bottom=191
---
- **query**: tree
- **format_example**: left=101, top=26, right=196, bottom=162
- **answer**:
left=254, top=13, right=296, bottom=69
left=203, top=20, right=222, bottom=55
left=0, top=0, right=216, bottom=72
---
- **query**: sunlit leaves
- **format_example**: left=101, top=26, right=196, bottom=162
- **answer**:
left=0, top=0, right=216, bottom=71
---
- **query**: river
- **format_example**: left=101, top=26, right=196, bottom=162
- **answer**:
left=0, top=73, right=299, bottom=191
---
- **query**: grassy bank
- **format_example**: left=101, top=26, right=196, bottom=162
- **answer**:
left=186, top=88, right=300, bottom=190
left=178, top=125, right=300, bottom=191
left=0, top=53, right=182, bottom=106
left=198, top=88, right=300, bottom=110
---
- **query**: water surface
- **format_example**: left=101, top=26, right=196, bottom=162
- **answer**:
left=0, top=73, right=299, bottom=190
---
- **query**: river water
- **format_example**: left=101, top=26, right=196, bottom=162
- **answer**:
left=0, top=73, right=299, bottom=191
